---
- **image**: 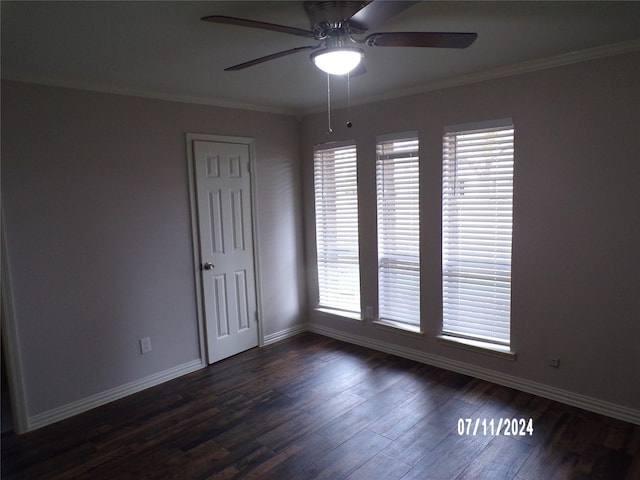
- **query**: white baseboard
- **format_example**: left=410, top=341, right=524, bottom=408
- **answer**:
left=23, top=323, right=640, bottom=432
left=25, top=321, right=310, bottom=432
left=308, top=324, right=640, bottom=426
left=262, top=323, right=309, bottom=346
left=27, top=359, right=204, bottom=431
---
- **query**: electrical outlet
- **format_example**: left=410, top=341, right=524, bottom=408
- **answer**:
left=550, top=358, right=560, bottom=368
left=365, top=306, right=373, bottom=320
left=140, top=337, right=152, bottom=354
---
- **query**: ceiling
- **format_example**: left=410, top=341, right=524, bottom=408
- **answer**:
left=2, top=1, right=639, bottom=115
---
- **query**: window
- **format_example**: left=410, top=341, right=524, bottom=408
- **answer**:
left=441, top=119, right=514, bottom=349
left=313, top=142, right=361, bottom=316
left=376, top=133, right=420, bottom=331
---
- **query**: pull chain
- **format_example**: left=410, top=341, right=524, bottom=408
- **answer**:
left=326, top=73, right=333, bottom=135
left=346, top=71, right=353, bottom=128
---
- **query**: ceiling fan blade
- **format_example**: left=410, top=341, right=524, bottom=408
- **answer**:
left=225, top=45, right=319, bottom=71
left=202, top=15, right=315, bottom=38
left=365, top=32, right=477, bottom=49
left=348, top=1, right=419, bottom=32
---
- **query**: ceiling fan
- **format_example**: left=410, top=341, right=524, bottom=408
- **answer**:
left=202, top=0, right=477, bottom=76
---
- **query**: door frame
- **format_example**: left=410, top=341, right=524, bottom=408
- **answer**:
left=186, top=133, right=265, bottom=364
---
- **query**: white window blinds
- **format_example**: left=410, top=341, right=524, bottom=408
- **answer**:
left=376, top=134, right=420, bottom=328
left=314, top=143, right=361, bottom=315
left=442, top=119, right=514, bottom=346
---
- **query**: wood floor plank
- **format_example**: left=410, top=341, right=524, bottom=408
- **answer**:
left=171, top=439, right=230, bottom=480
left=383, top=398, right=480, bottom=466
left=344, top=452, right=411, bottom=480
left=255, top=432, right=337, bottom=480
left=457, top=435, right=534, bottom=480
left=212, top=390, right=302, bottom=451
left=315, top=384, right=416, bottom=445
left=303, top=428, right=391, bottom=480
left=367, top=383, right=451, bottom=440
left=624, top=426, right=640, bottom=480
left=517, top=439, right=583, bottom=479
left=344, top=357, right=417, bottom=400
left=257, top=391, right=366, bottom=452
left=1, top=332, right=638, bottom=480
left=399, top=433, right=490, bottom=480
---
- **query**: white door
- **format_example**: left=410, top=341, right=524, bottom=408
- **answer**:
left=193, top=140, right=258, bottom=363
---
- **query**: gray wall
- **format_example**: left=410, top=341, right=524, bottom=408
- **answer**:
left=3, top=50, right=639, bottom=426
left=1, top=81, right=306, bottom=418
left=301, top=52, right=640, bottom=411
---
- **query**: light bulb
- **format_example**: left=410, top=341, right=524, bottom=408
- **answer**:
left=311, top=47, right=363, bottom=75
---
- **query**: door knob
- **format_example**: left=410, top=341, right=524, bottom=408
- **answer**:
left=202, top=262, right=214, bottom=270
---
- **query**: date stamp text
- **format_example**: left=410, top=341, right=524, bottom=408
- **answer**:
left=457, top=417, right=534, bottom=436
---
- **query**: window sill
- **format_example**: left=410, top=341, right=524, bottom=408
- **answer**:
left=373, top=319, right=423, bottom=337
left=436, top=334, right=516, bottom=361
left=315, top=307, right=362, bottom=323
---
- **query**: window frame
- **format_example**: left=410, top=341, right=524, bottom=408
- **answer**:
left=439, top=118, right=516, bottom=358
left=313, top=141, right=362, bottom=319
left=375, top=132, right=421, bottom=333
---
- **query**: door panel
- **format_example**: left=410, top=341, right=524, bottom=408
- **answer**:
left=193, top=140, right=258, bottom=363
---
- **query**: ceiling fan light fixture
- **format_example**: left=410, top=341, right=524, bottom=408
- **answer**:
left=311, top=47, right=363, bottom=75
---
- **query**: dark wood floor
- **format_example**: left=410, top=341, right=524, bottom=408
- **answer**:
left=2, top=333, right=639, bottom=479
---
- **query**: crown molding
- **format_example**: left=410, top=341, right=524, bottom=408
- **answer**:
left=3, top=39, right=638, bottom=118
left=300, top=38, right=640, bottom=116
left=0, top=73, right=299, bottom=117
